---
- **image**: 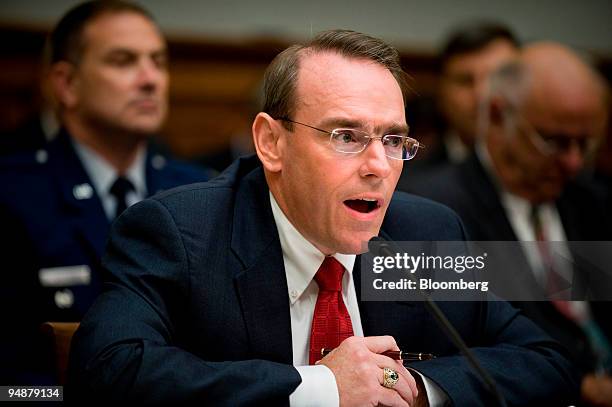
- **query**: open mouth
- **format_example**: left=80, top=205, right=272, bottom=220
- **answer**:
left=343, top=198, right=381, bottom=214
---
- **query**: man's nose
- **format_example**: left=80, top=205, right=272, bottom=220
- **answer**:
left=558, top=141, right=585, bottom=177
left=474, top=76, right=487, bottom=96
left=136, top=58, right=164, bottom=90
left=359, top=138, right=393, bottom=179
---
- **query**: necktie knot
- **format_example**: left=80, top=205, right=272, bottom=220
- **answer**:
left=314, top=257, right=344, bottom=292
left=109, top=176, right=134, bottom=219
left=110, top=176, right=134, bottom=199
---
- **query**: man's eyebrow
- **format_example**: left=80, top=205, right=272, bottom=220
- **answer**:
left=318, top=117, right=363, bottom=130
left=103, top=48, right=136, bottom=58
left=106, top=47, right=136, bottom=54
left=384, top=123, right=410, bottom=135
left=103, top=47, right=167, bottom=57
left=319, top=117, right=409, bottom=134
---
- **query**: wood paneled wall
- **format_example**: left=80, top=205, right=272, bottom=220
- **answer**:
left=4, top=24, right=609, bottom=160
left=0, top=24, right=441, bottom=159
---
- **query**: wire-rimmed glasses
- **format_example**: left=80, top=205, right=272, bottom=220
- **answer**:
left=276, top=118, right=424, bottom=160
left=518, top=115, right=596, bottom=157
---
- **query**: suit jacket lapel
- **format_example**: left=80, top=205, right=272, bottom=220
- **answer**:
left=51, top=130, right=110, bottom=260
left=231, top=160, right=294, bottom=364
left=354, top=251, right=432, bottom=352
left=461, top=155, right=518, bottom=240
left=353, top=228, right=426, bottom=343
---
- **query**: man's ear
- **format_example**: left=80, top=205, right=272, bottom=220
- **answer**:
left=252, top=112, right=284, bottom=173
left=48, top=61, right=79, bottom=110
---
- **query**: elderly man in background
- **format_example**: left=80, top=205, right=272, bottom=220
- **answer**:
left=407, top=42, right=611, bottom=405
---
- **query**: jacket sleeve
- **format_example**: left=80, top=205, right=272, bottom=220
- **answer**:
left=67, top=197, right=301, bottom=405
left=409, top=294, right=580, bottom=406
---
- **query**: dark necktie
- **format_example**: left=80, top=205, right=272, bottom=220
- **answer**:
left=309, top=257, right=354, bottom=365
left=531, top=207, right=612, bottom=368
left=109, top=176, right=134, bottom=220
left=530, top=205, right=571, bottom=304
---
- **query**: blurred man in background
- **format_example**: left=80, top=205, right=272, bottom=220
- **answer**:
left=437, top=21, right=520, bottom=163
left=397, top=22, right=520, bottom=189
left=407, top=41, right=611, bottom=405
left=0, top=0, right=211, bottom=384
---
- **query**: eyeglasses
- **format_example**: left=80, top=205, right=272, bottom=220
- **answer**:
left=276, top=118, right=424, bottom=160
left=531, top=129, right=594, bottom=156
left=519, top=116, right=595, bottom=157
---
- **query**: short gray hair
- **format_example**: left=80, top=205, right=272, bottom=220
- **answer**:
left=477, top=60, right=530, bottom=139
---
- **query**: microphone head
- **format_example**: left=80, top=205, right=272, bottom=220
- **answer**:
left=368, top=235, right=394, bottom=257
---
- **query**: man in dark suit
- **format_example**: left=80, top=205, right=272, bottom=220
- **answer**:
left=404, top=42, right=611, bottom=404
left=401, top=23, right=520, bottom=180
left=69, top=30, right=577, bottom=405
left=0, top=1, right=211, bottom=384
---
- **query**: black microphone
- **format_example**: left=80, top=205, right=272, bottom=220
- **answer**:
left=369, top=236, right=507, bottom=407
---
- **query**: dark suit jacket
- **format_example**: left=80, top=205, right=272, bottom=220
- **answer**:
left=402, top=153, right=612, bottom=373
left=68, top=155, right=577, bottom=405
left=0, top=129, right=212, bottom=383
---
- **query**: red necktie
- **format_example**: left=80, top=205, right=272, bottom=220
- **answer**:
left=309, top=257, right=354, bottom=365
left=530, top=205, right=572, bottom=314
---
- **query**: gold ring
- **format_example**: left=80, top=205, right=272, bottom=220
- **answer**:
left=382, top=367, right=399, bottom=389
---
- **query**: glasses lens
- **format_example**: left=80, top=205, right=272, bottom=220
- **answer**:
left=330, top=129, right=421, bottom=160
left=544, top=135, right=590, bottom=155
left=330, top=129, right=368, bottom=153
left=403, top=139, right=420, bottom=160
left=382, top=135, right=405, bottom=159
left=530, top=126, right=593, bottom=156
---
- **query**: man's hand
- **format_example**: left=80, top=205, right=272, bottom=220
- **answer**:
left=582, top=374, right=612, bottom=407
left=319, top=336, right=420, bottom=407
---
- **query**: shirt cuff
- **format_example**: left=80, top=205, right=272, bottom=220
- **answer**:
left=290, top=365, right=339, bottom=407
left=410, top=368, right=448, bottom=407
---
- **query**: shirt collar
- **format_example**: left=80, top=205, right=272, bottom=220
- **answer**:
left=269, top=192, right=356, bottom=305
left=444, top=130, right=470, bottom=164
left=72, top=138, right=147, bottom=199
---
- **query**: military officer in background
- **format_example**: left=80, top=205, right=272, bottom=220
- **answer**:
left=0, top=0, right=212, bottom=384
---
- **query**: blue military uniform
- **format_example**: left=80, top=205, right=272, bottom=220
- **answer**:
left=0, top=128, right=212, bottom=383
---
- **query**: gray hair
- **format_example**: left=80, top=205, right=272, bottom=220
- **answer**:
left=477, top=60, right=530, bottom=140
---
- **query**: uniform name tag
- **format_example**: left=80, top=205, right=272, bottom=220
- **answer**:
left=38, top=265, right=92, bottom=287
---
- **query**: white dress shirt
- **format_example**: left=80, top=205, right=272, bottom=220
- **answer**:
left=444, top=131, right=470, bottom=164
left=73, top=139, right=147, bottom=221
left=499, top=192, right=573, bottom=286
left=475, top=141, right=574, bottom=287
left=269, top=192, right=446, bottom=406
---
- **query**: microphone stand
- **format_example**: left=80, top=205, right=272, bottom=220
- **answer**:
left=370, top=237, right=507, bottom=407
